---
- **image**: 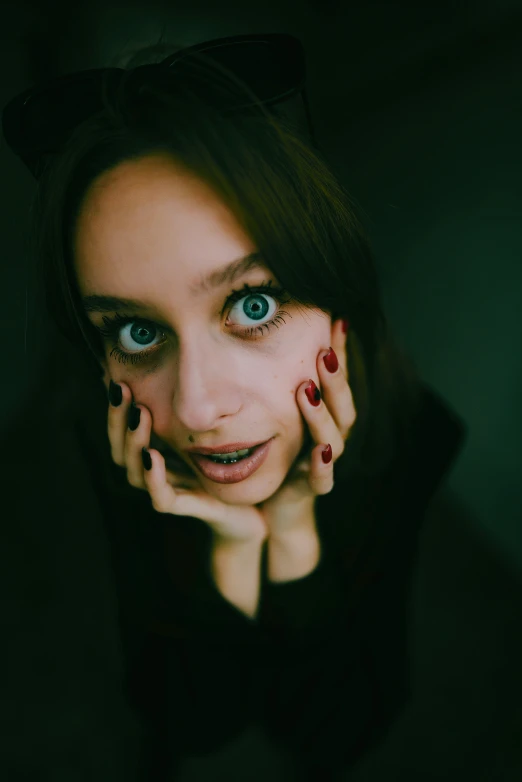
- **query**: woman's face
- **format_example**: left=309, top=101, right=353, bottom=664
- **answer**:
left=74, top=153, right=334, bottom=506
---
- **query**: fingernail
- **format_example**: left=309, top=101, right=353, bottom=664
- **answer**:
left=108, top=379, right=122, bottom=407
left=305, top=379, right=321, bottom=407
left=323, top=347, right=338, bottom=374
left=322, top=444, right=332, bottom=464
left=341, top=319, right=350, bottom=334
left=142, top=447, right=152, bottom=471
left=128, top=403, right=141, bottom=431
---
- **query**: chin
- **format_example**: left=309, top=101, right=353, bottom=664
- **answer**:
left=204, top=474, right=284, bottom=507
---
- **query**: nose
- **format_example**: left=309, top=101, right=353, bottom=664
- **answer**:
left=172, top=340, right=242, bottom=432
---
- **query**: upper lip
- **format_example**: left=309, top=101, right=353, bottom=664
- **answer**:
left=184, top=440, right=269, bottom=455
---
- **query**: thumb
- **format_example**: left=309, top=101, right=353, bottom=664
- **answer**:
left=143, top=448, right=267, bottom=544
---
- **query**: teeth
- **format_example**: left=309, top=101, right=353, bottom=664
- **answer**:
left=209, top=448, right=252, bottom=461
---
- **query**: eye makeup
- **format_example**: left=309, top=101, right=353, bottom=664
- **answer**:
left=92, top=280, right=293, bottom=366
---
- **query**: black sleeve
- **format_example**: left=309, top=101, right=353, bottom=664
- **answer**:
left=259, top=538, right=348, bottom=637
left=75, top=411, right=263, bottom=763
left=76, top=398, right=260, bottom=639
left=161, top=515, right=263, bottom=633
left=254, top=381, right=467, bottom=775
left=256, top=518, right=421, bottom=776
left=254, top=455, right=424, bottom=774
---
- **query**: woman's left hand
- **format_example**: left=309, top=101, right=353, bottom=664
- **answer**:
left=256, top=317, right=357, bottom=539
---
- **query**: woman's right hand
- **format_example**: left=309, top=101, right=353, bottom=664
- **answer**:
left=107, top=380, right=269, bottom=546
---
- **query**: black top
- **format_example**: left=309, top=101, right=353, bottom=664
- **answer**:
left=78, top=376, right=465, bottom=780
left=1, top=364, right=466, bottom=782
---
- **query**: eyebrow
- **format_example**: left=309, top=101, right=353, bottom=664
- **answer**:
left=81, top=251, right=266, bottom=314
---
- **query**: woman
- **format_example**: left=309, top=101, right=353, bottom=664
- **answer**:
left=1, top=35, right=466, bottom=781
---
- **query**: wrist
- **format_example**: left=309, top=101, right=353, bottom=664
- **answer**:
left=267, top=504, right=318, bottom=546
left=210, top=534, right=265, bottom=619
left=211, top=528, right=267, bottom=550
left=267, top=519, right=321, bottom=583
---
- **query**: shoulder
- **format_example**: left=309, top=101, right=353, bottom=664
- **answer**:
left=319, top=383, right=467, bottom=576
left=399, top=382, right=467, bottom=509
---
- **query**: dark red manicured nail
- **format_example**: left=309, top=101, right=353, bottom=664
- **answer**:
left=341, top=319, right=350, bottom=334
left=305, top=379, right=321, bottom=406
left=323, top=347, right=338, bottom=373
left=322, top=444, right=332, bottom=464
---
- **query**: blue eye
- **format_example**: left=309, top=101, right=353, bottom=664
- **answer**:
left=226, top=283, right=290, bottom=335
left=118, top=321, right=161, bottom=352
left=229, top=291, right=273, bottom=324
left=93, top=280, right=293, bottom=366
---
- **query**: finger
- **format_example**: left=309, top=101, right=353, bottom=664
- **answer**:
left=334, top=317, right=349, bottom=380
left=317, top=343, right=357, bottom=443
left=141, top=448, right=194, bottom=513
left=124, top=402, right=153, bottom=490
left=308, top=442, right=335, bottom=496
left=107, top=380, right=133, bottom=466
left=142, top=449, right=217, bottom=516
left=298, top=378, right=345, bottom=462
left=142, top=448, right=238, bottom=529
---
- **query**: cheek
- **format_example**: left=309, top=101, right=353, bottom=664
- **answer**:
left=285, top=324, right=330, bottom=371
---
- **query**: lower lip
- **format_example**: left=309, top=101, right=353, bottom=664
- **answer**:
left=188, top=439, right=273, bottom=484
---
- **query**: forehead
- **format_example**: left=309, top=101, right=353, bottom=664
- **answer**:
left=74, top=154, right=249, bottom=259
left=77, top=154, right=220, bottom=230
left=73, top=154, right=260, bottom=303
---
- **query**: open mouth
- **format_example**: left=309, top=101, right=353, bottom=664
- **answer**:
left=202, top=447, right=255, bottom=465
left=188, top=439, right=273, bottom=485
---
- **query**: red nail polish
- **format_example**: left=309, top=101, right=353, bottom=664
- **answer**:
left=323, top=347, right=338, bottom=373
left=305, top=379, right=321, bottom=406
left=322, top=444, right=332, bottom=464
left=341, top=319, right=350, bottom=334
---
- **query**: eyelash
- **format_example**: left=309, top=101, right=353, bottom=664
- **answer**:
left=93, top=280, right=293, bottom=366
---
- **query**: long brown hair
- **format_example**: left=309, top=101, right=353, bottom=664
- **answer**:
left=29, top=37, right=423, bottom=478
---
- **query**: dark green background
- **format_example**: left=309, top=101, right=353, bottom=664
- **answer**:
left=1, top=2, right=521, bottom=779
